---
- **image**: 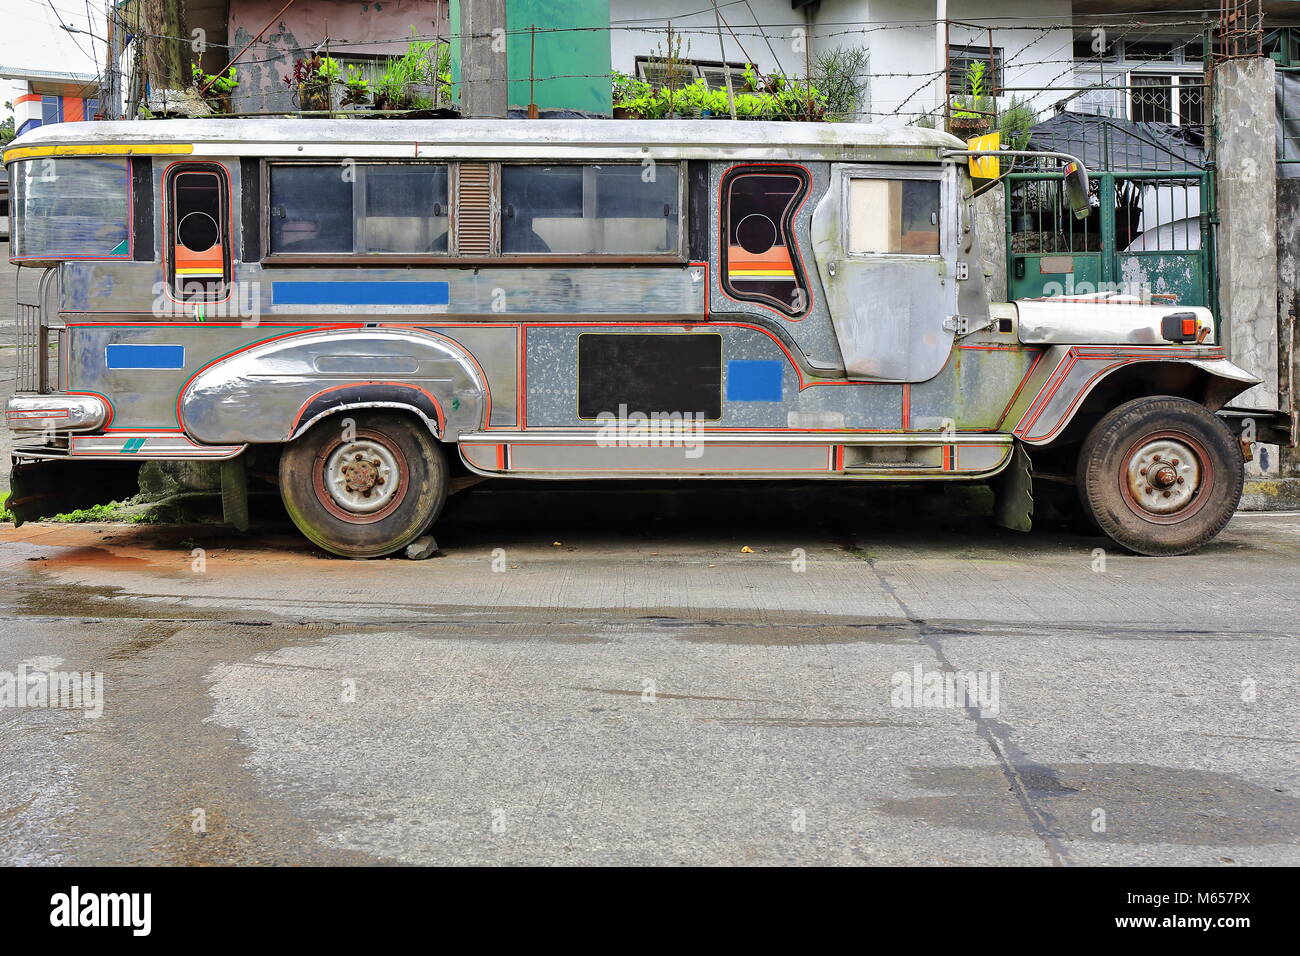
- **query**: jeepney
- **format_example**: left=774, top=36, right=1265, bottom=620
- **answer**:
left=2, top=119, right=1266, bottom=557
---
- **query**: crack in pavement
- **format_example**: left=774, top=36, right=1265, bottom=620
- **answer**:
left=848, top=543, right=1074, bottom=867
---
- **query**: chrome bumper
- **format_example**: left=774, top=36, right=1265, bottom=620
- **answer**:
left=5, top=393, right=110, bottom=433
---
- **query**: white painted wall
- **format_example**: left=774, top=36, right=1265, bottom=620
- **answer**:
left=813, top=0, right=1074, bottom=126
left=609, top=0, right=806, bottom=82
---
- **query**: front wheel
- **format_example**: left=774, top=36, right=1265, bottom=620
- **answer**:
left=1076, top=396, right=1243, bottom=556
left=279, top=412, right=448, bottom=558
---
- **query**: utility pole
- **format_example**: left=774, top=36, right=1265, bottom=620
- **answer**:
left=105, top=2, right=124, bottom=119
left=461, top=0, right=508, bottom=119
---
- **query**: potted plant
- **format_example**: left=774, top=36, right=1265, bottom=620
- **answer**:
left=284, top=55, right=329, bottom=113
left=612, top=70, right=650, bottom=118
left=373, top=59, right=411, bottom=112
left=340, top=64, right=372, bottom=111
left=948, top=61, right=993, bottom=138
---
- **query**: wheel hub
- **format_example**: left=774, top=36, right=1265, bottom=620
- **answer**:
left=324, top=439, right=400, bottom=514
left=1126, top=437, right=1200, bottom=516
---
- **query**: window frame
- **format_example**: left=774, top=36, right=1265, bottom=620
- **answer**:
left=1126, top=71, right=1204, bottom=126
left=262, top=159, right=452, bottom=261
left=496, top=160, right=686, bottom=261
left=164, top=161, right=231, bottom=303
left=719, top=163, right=813, bottom=318
left=258, top=159, right=687, bottom=265
left=947, top=44, right=1003, bottom=94
left=634, top=56, right=748, bottom=91
left=838, top=164, right=947, bottom=262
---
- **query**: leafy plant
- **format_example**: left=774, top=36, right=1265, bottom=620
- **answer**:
left=951, top=61, right=993, bottom=122
left=340, top=64, right=371, bottom=106
left=997, top=94, right=1037, bottom=150
left=316, top=56, right=344, bottom=84
left=192, top=63, right=238, bottom=96
left=813, top=47, right=869, bottom=121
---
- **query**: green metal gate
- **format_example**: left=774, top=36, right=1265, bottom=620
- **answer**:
left=1002, top=102, right=1214, bottom=309
left=1006, top=169, right=1212, bottom=307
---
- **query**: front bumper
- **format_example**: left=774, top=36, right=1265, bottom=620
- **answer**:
left=6, top=393, right=109, bottom=433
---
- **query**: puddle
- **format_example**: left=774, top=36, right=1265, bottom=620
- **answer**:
left=878, top=763, right=1300, bottom=846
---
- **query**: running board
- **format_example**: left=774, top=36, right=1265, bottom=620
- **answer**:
left=457, top=432, right=1013, bottom=480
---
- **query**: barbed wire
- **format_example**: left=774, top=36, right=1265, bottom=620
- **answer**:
left=3, top=8, right=1235, bottom=126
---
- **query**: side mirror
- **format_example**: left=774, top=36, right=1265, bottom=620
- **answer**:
left=1063, top=161, right=1091, bottom=220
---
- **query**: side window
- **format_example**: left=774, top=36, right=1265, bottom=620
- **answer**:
left=168, top=164, right=230, bottom=301
left=500, top=163, right=681, bottom=255
left=846, top=177, right=940, bottom=256
left=721, top=166, right=810, bottom=316
left=267, top=163, right=449, bottom=255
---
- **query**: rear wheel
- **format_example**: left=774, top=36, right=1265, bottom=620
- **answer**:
left=1076, top=396, right=1242, bottom=556
left=279, top=412, right=447, bottom=558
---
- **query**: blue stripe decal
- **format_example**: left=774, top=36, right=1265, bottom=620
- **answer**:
left=272, top=281, right=451, bottom=306
left=726, top=359, right=784, bottom=402
left=105, top=344, right=185, bottom=369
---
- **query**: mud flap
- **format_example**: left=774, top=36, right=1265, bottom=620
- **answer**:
left=7, top=459, right=141, bottom=527
left=220, top=455, right=250, bottom=532
left=990, top=442, right=1033, bottom=533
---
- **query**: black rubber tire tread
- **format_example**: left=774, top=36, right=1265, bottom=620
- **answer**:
left=279, top=411, right=447, bottom=559
left=1076, top=395, right=1242, bottom=556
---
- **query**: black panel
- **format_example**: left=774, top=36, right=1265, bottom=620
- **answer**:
left=240, top=158, right=261, bottom=262
left=578, top=333, right=721, bottom=420
left=130, top=158, right=154, bottom=261
left=687, top=160, right=709, bottom=262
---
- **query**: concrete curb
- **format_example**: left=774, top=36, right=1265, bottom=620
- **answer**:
left=1240, top=477, right=1300, bottom=512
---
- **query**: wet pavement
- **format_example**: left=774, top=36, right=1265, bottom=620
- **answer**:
left=1, top=485, right=1297, bottom=865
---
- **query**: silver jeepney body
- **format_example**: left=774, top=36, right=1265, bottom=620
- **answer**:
left=4, top=118, right=1258, bottom=492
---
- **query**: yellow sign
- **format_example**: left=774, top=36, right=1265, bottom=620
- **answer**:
left=967, top=132, right=1001, bottom=179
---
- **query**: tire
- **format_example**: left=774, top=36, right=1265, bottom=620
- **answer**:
left=278, top=411, right=448, bottom=558
left=1076, top=395, right=1243, bottom=556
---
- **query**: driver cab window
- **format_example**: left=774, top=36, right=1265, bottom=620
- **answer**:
left=847, top=178, right=940, bottom=256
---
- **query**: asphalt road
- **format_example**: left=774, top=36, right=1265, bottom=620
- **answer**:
left=1, top=487, right=1297, bottom=866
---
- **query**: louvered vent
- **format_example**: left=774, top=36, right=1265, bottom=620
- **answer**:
left=456, top=163, right=494, bottom=256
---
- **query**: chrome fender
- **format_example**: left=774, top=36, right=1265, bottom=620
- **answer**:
left=1010, top=345, right=1261, bottom=445
left=179, top=329, right=488, bottom=444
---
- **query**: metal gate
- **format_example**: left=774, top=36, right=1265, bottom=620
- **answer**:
left=1003, top=108, right=1213, bottom=308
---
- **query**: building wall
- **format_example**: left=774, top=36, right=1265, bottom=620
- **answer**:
left=608, top=0, right=805, bottom=83
left=12, top=89, right=100, bottom=136
left=228, top=0, right=449, bottom=113
left=812, top=0, right=1074, bottom=126
left=451, top=0, right=613, bottom=115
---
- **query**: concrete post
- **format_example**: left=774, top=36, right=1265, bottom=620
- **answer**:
left=1213, top=57, right=1279, bottom=412
left=974, top=185, right=1007, bottom=302
left=460, top=0, right=509, bottom=119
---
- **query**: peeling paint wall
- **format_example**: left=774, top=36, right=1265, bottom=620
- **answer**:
left=228, top=0, right=449, bottom=113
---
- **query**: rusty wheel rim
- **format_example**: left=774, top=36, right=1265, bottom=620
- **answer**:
left=313, top=429, right=407, bottom=524
left=1119, top=430, right=1213, bottom=525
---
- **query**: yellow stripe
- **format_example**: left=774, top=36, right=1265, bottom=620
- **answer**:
left=729, top=269, right=795, bottom=277
left=3, top=143, right=193, bottom=164
left=175, top=267, right=223, bottom=276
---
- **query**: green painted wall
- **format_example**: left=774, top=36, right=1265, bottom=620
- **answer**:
left=451, top=0, right=612, bottom=115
